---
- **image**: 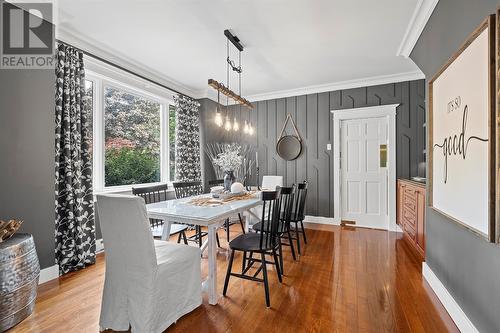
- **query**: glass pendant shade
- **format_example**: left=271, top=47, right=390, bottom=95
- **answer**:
left=233, top=117, right=239, bottom=131
left=224, top=116, right=232, bottom=131
left=248, top=123, right=254, bottom=135
left=214, top=111, right=223, bottom=127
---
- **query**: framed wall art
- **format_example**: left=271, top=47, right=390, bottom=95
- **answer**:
left=429, top=15, right=497, bottom=242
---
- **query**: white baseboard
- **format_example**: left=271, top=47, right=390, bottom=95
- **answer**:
left=39, top=264, right=59, bottom=285
left=96, top=238, right=104, bottom=252
left=304, top=215, right=340, bottom=225
left=422, top=262, right=479, bottom=333
left=38, top=240, right=103, bottom=286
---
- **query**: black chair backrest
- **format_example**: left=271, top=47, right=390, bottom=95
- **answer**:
left=259, top=189, right=281, bottom=250
left=173, top=181, right=203, bottom=199
left=280, top=185, right=295, bottom=227
left=292, top=181, right=308, bottom=220
left=132, top=184, right=169, bottom=229
left=132, top=183, right=169, bottom=204
left=208, top=179, right=224, bottom=186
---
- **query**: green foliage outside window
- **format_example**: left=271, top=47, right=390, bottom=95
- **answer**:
left=105, top=147, right=160, bottom=186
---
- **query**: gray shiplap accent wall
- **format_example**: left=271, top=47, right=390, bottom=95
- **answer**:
left=410, top=1, right=500, bottom=332
left=199, top=79, right=425, bottom=217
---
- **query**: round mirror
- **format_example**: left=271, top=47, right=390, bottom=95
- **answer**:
left=276, top=135, right=302, bottom=161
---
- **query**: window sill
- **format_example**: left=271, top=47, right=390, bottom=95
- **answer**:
left=93, top=182, right=175, bottom=196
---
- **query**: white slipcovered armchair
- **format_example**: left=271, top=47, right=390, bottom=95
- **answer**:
left=96, top=194, right=202, bottom=333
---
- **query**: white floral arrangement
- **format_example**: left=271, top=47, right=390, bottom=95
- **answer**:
left=213, top=144, right=243, bottom=172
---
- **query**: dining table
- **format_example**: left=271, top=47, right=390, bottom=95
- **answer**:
left=146, top=192, right=262, bottom=305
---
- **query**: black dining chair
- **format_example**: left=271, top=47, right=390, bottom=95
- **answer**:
left=223, top=189, right=282, bottom=308
left=131, top=184, right=188, bottom=244
left=208, top=179, right=246, bottom=243
left=288, top=181, right=308, bottom=255
left=172, top=181, right=207, bottom=247
left=252, top=185, right=296, bottom=272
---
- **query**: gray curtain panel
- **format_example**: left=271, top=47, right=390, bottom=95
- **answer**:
left=54, top=42, right=96, bottom=274
left=174, top=95, right=202, bottom=181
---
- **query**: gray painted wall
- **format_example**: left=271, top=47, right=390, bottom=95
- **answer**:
left=200, top=79, right=425, bottom=217
left=410, top=1, right=500, bottom=332
left=0, top=69, right=56, bottom=269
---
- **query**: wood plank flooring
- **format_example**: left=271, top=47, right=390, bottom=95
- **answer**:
left=9, top=225, right=458, bottom=333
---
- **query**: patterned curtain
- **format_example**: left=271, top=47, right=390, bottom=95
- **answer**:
left=54, top=43, right=95, bottom=274
left=174, top=95, right=201, bottom=181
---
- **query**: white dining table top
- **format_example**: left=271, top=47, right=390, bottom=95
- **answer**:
left=146, top=193, right=261, bottom=223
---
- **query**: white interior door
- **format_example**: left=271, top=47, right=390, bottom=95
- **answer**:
left=340, top=117, right=388, bottom=229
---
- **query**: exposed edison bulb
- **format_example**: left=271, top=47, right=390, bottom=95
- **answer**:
left=233, top=117, right=239, bottom=131
left=243, top=121, right=249, bottom=134
left=248, top=123, right=254, bottom=135
left=224, top=116, right=232, bottom=131
left=214, top=111, right=223, bottom=127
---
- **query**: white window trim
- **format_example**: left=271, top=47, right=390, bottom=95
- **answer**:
left=85, top=63, right=176, bottom=194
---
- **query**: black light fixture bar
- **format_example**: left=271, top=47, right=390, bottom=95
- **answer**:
left=224, top=29, right=244, bottom=52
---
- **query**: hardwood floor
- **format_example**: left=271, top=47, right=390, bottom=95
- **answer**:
left=10, top=225, right=458, bottom=333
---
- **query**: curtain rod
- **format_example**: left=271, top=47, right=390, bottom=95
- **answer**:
left=56, top=39, right=191, bottom=99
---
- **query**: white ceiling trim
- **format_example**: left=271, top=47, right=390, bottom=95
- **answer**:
left=56, top=26, right=203, bottom=98
left=396, top=0, right=439, bottom=57
left=245, top=70, right=424, bottom=102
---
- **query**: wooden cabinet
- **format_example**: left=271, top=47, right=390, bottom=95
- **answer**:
left=397, top=179, right=426, bottom=258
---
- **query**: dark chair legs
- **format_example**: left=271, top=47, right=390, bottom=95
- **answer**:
left=238, top=213, right=246, bottom=234
left=277, top=241, right=284, bottom=276
left=216, top=232, right=221, bottom=248
left=286, top=229, right=297, bottom=260
left=196, top=226, right=203, bottom=248
left=225, top=218, right=230, bottom=242
left=261, top=252, right=270, bottom=307
left=242, top=251, right=247, bottom=272
left=300, top=220, right=307, bottom=244
left=223, top=249, right=235, bottom=296
left=177, top=230, right=188, bottom=245
left=272, top=249, right=282, bottom=283
left=294, top=222, right=301, bottom=255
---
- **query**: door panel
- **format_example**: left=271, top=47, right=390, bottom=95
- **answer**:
left=341, top=117, right=388, bottom=229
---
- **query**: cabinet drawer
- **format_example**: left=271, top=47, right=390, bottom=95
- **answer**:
left=404, top=187, right=417, bottom=200
left=403, top=222, right=416, bottom=242
left=403, top=194, right=417, bottom=213
left=403, top=208, right=417, bottom=229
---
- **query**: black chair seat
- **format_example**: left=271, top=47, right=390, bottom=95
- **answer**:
left=252, top=220, right=287, bottom=233
left=229, top=233, right=274, bottom=252
left=151, top=223, right=189, bottom=238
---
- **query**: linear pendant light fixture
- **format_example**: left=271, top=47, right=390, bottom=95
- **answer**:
left=209, top=29, right=254, bottom=134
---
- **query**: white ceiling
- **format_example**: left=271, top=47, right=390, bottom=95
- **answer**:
left=57, top=0, right=424, bottom=101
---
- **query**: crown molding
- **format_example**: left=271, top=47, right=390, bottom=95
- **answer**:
left=56, top=26, right=202, bottom=98
left=397, top=0, right=439, bottom=57
left=244, top=70, right=424, bottom=102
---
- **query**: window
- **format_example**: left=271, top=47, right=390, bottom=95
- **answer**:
left=85, top=63, right=175, bottom=192
left=104, top=86, right=161, bottom=187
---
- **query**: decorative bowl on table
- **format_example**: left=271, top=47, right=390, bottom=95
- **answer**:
left=210, top=186, right=224, bottom=198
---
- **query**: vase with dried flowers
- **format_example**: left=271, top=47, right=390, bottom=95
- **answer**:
left=213, top=144, right=244, bottom=191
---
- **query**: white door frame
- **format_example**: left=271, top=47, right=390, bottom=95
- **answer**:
left=331, top=104, right=398, bottom=231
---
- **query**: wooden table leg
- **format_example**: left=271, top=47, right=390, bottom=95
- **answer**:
left=208, top=224, right=218, bottom=305
left=160, top=219, right=172, bottom=241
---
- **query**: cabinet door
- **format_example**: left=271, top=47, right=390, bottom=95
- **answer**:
left=416, top=187, right=425, bottom=255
